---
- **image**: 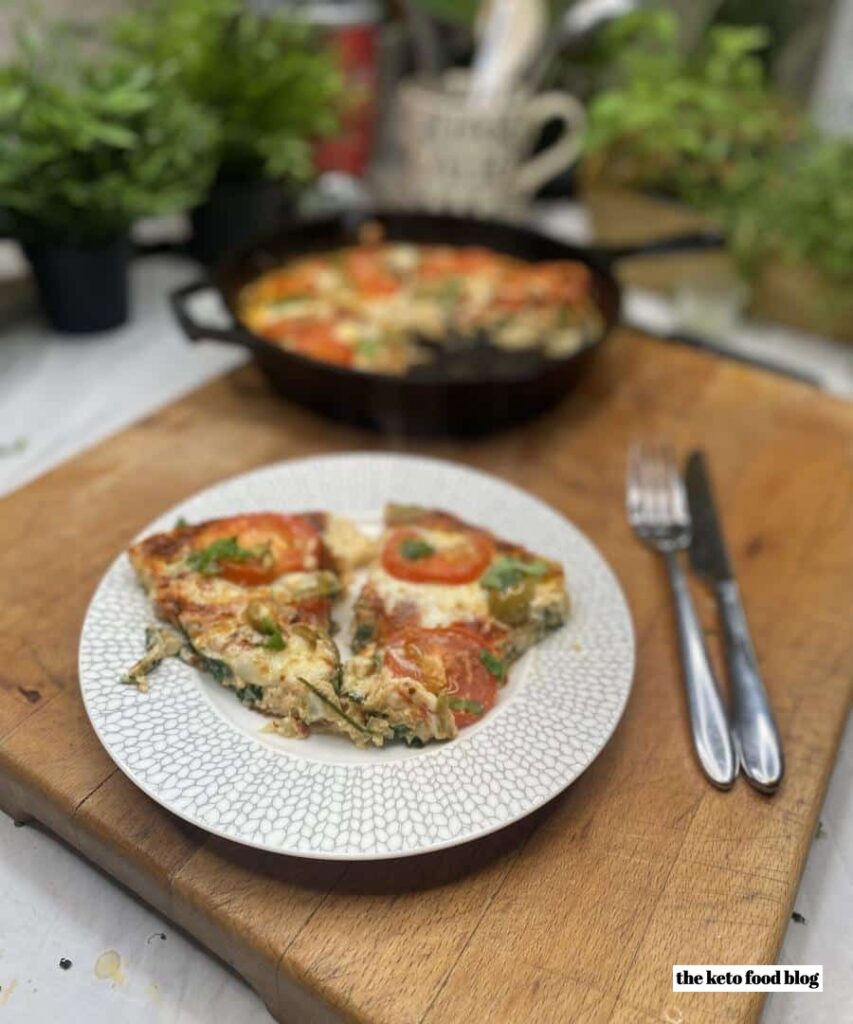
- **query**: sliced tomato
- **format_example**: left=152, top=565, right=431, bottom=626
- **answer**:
left=418, top=247, right=500, bottom=279
left=261, top=267, right=318, bottom=301
left=190, top=513, right=320, bottom=584
left=295, top=595, right=333, bottom=629
left=496, top=261, right=592, bottom=307
left=265, top=320, right=354, bottom=367
left=384, top=625, right=499, bottom=727
left=381, top=527, right=494, bottom=585
left=344, top=249, right=400, bottom=296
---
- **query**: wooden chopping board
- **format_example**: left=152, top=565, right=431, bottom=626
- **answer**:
left=1, top=330, right=851, bottom=1024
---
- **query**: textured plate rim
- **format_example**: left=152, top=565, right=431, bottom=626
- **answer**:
left=79, top=453, right=635, bottom=861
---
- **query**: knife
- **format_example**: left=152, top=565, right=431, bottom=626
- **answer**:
left=686, top=451, right=784, bottom=792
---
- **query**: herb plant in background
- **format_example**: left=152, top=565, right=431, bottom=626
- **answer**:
left=582, top=9, right=798, bottom=207
left=116, top=0, right=343, bottom=264
left=0, top=18, right=217, bottom=332
left=579, top=7, right=852, bottom=340
left=725, top=136, right=853, bottom=337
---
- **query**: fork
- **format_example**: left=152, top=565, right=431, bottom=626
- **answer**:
left=627, top=442, right=737, bottom=789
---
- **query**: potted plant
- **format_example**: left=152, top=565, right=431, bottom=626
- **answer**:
left=0, top=20, right=217, bottom=334
left=726, top=137, right=853, bottom=341
left=117, top=0, right=342, bottom=265
left=579, top=10, right=798, bottom=292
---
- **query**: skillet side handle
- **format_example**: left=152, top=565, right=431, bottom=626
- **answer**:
left=594, top=230, right=726, bottom=267
left=170, top=280, right=247, bottom=346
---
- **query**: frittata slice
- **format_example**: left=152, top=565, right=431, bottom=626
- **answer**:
left=349, top=504, right=569, bottom=730
left=126, top=512, right=383, bottom=744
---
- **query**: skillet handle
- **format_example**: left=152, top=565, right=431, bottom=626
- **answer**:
left=594, top=230, right=726, bottom=267
left=170, top=280, right=247, bottom=346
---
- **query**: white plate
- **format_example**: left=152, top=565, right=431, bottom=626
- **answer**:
left=79, top=454, right=634, bottom=860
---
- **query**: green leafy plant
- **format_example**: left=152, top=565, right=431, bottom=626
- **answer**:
left=582, top=9, right=799, bottom=208
left=726, top=136, right=853, bottom=286
left=0, top=19, right=217, bottom=245
left=116, top=0, right=342, bottom=183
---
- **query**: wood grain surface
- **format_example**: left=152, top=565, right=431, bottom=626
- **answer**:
left=1, top=330, right=851, bottom=1024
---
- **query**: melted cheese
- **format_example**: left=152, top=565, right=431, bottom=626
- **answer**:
left=370, top=565, right=490, bottom=629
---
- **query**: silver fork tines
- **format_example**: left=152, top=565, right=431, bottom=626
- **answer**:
left=627, top=442, right=689, bottom=543
left=626, top=441, right=737, bottom=789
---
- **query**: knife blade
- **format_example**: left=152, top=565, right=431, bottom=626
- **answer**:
left=685, top=451, right=733, bottom=581
left=685, top=450, right=784, bottom=792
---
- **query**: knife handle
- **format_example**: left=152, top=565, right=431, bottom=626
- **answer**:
left=717, top=580, right=784, bottom=792
left=665, top=552, right=738, bottom=789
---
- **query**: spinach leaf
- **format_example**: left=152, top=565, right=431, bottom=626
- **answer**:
left=391, top=724, right=425, bottom=747
left=197, top=654, right=232, bottom=685
left=237, top=684, right=264, bottom=706
left=352, top=622, right=375, bottom=649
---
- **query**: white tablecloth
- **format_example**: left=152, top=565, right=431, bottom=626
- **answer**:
left=0, top=240, right=849, bottom=1023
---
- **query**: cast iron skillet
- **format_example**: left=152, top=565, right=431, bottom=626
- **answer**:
left=170, top=210, right=721, bottom=436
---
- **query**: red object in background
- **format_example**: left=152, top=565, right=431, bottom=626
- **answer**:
left=310, top=2, right=380, bottom=177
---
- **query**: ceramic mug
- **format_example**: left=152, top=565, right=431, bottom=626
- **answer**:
left=397, top=73, right=585, bottom=218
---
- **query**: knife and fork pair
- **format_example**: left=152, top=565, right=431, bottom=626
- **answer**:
left=627, top=443, right=783, bottom=792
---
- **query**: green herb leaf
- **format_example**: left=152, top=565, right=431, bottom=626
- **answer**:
left=479, top=650, right=506, bottom=681
left=186, top=536, right=264, bottom=576
left=175, top=516, right=189, bottom=528
left=356, top=337, right=382, bottom=360
left=448, top=697, right=484, bottom=717
left=270, top=293, right=311, bottom=308
left=437, top=276, right=462, bottom=308
left=400, top=537, right=436, bottom=561
left=480, top=556, right=549, bottom=592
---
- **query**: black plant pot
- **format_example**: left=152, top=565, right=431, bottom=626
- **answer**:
left=23, top=236, right=130, bottom=334
left=189, top=177, right=294, bottom=266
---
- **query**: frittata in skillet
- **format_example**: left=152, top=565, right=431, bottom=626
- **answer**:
left=237, top=242, right=601, bottom=375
